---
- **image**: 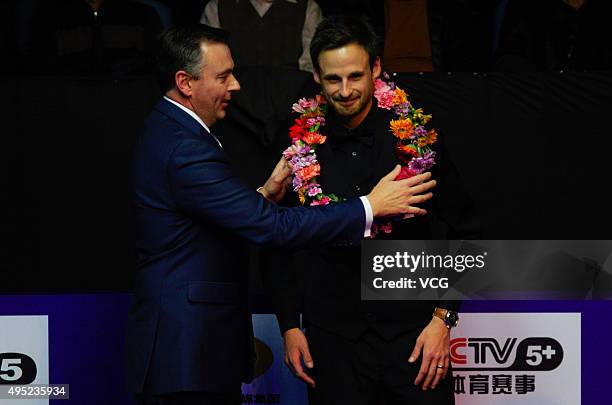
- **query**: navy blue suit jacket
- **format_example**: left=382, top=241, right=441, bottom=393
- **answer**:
left=125, top=99, right=365, bottom=395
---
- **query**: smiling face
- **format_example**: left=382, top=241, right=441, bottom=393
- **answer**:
left=313, top=42, right=381, bottom=128
left=189, top=41, right=240, bottom=127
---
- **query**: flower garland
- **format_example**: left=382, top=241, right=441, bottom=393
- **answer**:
left=283, top=73, right=438, bottom=236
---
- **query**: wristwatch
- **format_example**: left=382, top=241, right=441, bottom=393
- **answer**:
left=433, top=307, right=459, bottom=329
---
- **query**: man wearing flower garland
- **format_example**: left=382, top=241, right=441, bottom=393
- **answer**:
left=126, top=24, right=438, bottom=405
left=262, top=15, right=481, bottom=404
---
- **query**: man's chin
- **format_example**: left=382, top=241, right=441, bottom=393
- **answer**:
left=333, top=105, right=361, bottom=117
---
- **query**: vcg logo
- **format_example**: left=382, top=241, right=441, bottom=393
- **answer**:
left=0, top=353, right=37, bottom=384
left=450, top=337, right=563, bottom=371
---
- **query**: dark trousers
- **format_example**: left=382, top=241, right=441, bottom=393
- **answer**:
left=306, top=324, right=455, bottom=405
left=135, top=390, right=242, bottom=405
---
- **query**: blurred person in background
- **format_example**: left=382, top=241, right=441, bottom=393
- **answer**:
left=318, top=0, right=499, bottom=73
left=495, top=0, right=612, bottom=71
left=24, top=0, right=163, bottom=76
left=201, top=0, right=322, bottom=72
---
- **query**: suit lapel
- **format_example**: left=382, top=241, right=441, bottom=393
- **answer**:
left=154, top=99, right=204, bottom=136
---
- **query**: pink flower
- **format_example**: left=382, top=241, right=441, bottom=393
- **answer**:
left=394, top=166, right=418, bottom=180
left=310, top=196, right=331, bottom=206
left=370, top=221, right=393, bottom=238
left=306, top=183, right=322, bottom=197
left=374, top=78, right=397, bottom=110
left=283, top=145, right=298, bottom=159
left=292, top=97, right=319, bottom=114
left=302, top=98, right=318, bottom=109
left=376, top=91, right=395, bottom=110
left=379, top=222, right=393, bottom=233
left=291, top=103, right=305, bottom=114
left=375, top=78, right=391, bottom=92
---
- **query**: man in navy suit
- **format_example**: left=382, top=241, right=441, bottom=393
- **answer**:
left=125, top=25, right=436, bottom=405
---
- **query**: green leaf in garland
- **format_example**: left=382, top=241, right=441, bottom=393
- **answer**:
left=327, top=194, right=340, bottom=203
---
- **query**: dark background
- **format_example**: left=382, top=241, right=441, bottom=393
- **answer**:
left=2, top=68, right=611, bottom=292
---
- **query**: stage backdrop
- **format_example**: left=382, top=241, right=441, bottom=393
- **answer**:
left=0, top=295, right=610, bottom=405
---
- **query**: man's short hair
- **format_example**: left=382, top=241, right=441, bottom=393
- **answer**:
left=310, top=15, right=381, bottom=73
left=156, top=25, right=230, bottom=93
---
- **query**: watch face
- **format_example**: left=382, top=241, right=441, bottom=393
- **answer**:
left=446, top=311, right=459, bottom=327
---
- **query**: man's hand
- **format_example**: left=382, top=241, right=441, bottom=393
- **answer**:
left=408, top=316, right=450, bottom=391
left=259, top=157, right=292, bottom=202
left=283, top=328, right=316, bottom=388
left=366, top=165, right=436, bottom=217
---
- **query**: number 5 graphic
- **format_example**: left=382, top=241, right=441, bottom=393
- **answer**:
left=0, top=358, right=23, bottom=382
left=525, top=346, right=542, bottom=366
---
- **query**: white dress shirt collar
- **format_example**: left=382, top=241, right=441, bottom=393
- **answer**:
left=163, top=96, right=223, bottom=148
left=163, top=96, right=211, bottom=133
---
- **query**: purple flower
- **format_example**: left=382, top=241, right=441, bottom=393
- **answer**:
left=302, top=155, right=317, bottom=165
left=297, top=145, right=311, bottom=155
left=414, top=126, right=427, bottom=137
left=290, top=155, right=301, bottom=167
left=394, top=102, right=412, bottom=116
left=292, top=176, right=303, bottom=191
left=423, top=150, right=437, bottom=162
left=291, top=154, right=318, bottom=170
left=408, top=152, right=436, bottom=173
left=408, top=158, right=427, bottom=174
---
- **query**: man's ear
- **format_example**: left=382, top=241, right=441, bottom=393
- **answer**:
left=313, top=68, right=321, bottom=84
left=175, top=70, right=193, bottom=97
left=372, top=56, right=382, bottom=80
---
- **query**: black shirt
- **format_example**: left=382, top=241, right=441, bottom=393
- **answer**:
left=262, top=98, right=481, bottom=339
